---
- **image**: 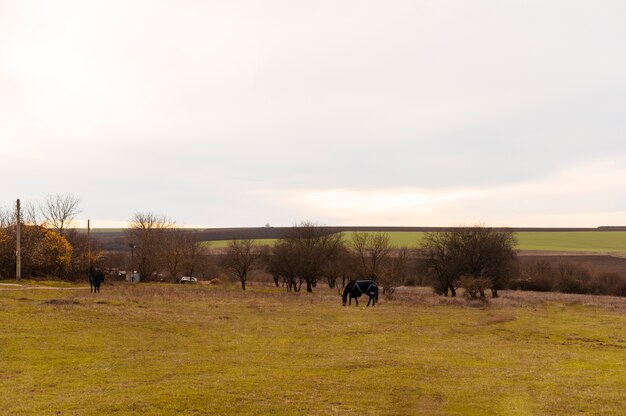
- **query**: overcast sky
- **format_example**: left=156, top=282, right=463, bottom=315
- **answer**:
left=2, top=0, right=626, bottom=228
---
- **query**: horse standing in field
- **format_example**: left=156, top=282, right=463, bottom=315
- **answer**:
left=88, top=266, right=105, bottom=293
left=342, top=280, right=378, bottom=307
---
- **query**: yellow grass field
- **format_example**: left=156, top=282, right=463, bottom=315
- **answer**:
left=1, top=282, right=625, bottom=415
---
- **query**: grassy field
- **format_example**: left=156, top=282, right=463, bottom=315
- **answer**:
left=1, top=281, right=625, bottom=415
left=203, top=231, right=626, bottom=253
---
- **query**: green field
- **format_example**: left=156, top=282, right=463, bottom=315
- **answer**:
left=1, top=282, right=625, bottom=415
left=203, top=231, right=626, bottom=253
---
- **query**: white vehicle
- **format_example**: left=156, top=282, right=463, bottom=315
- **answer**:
left=179, top=276, right=198, bottom=284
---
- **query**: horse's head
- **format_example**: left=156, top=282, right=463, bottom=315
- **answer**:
left=342, top=280, right=355, bottom=306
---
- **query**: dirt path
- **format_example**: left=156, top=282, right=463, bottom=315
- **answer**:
left=0, top=283, right=89, bottom=291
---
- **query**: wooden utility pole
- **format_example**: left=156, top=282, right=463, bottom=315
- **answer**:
left=16, top=199, right=21, bottom=281
left=87, top=219, right=91, bottom=266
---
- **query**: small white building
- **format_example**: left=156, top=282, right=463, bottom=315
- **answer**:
left=126, top=271, right=141, bottom=283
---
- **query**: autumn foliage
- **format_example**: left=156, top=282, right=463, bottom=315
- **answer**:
left=0, top=225, right=73, bottom=278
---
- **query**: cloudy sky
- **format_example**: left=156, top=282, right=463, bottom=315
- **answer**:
left=2, top=0, right=626, bottom=228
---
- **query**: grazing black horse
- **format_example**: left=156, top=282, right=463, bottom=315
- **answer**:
left=342, top=280, right=378, bottom=307
left=88, top=266, right=105, bottom=293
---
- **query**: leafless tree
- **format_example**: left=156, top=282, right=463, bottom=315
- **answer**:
left=351, top=232, right=392, bottom=281
left=421, top=226, right=518, bottom=298
left=378, top=246, right=410, bottom=298
left=23, top=201, right=40, bottom=226
left=322, top=243, right=351, bottom=290
left=40, top=194, right=81, bottom=236
left=180, top=232, right=204, bottom=278
left=162, top=229, right=203, bottom=281
left=266, top=239, right=301, bottom=291
left=126, top=212, right=175, bottom=281
left=287, top=221, right=344, bottom=293
left=221, top=239, right=263, bottom=290
left=0, top=206, right=13, bottom=228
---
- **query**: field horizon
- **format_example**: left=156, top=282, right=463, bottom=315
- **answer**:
left=81, top=227, right=626, bottom=254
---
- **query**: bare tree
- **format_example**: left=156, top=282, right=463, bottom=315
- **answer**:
left=421, top=226, right=518, bottom=298
left=40, top=194, right=81, bottom=236
left=126, top=212, right=175, bottom=281
left=322, top=243, right=351, bottom=289
left=266, top=239, right=301, bottom=291
left=0, top=206, right=13, bottom=228
left=180, top=232, right=204, bottom=278
left=221, top=239, right=263, bottom=290
left=287, top=221, right=344, bottom=293
left=351, top=232, right=392, bottom=281
left=162, top=229, right=203, bottom=281
left=23, top=201, right=40, bottom=226
left=378, top=246, right=410, bottom=298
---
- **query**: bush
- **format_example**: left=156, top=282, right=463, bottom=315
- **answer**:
left=614, top=279, right=626, bottom=297
left=558, top=262, right=592, bottom=294
left=459, top=276, right=490, bottom=299
left=514, top=261, right=554, bottom=292
left=511, top=260, right=626, bottom=298
left=588, top=272, right=626, bottom=296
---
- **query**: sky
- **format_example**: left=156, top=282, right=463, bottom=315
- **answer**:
left=2, top=0, right=626, bottom=228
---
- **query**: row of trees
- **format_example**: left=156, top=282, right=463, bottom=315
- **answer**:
left=126, top=212, right=203, bottom=281
left=516, top=260, right=626, bottom=297
left=8, top=201, right=618, bottom=300
left=221, top=223, right=519, bottom=299
left=0, top=194, right=93, bottom=279
left=221, top=222, right=412, bottom=295
left=1, top=201, right=208, bottom=281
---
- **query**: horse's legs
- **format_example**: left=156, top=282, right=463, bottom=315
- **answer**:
left=354, top=297, right=358, bottom=306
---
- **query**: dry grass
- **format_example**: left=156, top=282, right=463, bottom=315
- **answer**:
left=1, top=282, right=625, bottom=415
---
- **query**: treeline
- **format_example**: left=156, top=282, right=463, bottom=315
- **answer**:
left=3, top=197, right=625, bottom=299
left=515, top=261, right=626, bottom=297
left=220, top=221, right=412, bottom=296
left=221, top=224, right=626, bottom=299
left=124, top=212, right=207, bottom=281
left=0, top=201, right=213, bottom=281
left=419, top=227, right=626, bottom=298
left=0, top=195, right=93, bottom=279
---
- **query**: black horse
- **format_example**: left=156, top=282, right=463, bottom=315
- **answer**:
left=88, top=266, right=105, bottom=293
left=342, top=280, right=378, bottom=307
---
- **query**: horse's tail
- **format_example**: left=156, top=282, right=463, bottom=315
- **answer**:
left=375, top=283, right=379, bottom=303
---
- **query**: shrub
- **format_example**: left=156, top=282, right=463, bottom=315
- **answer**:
left=460, top=276, right=490, bottom=300
left=558, top=262, right=591, bottom=294
left=514, top=261, right=554, bottom=292
left=614, top=279, right=626, bottom=297
left=589, top=272, right=626, bottom=296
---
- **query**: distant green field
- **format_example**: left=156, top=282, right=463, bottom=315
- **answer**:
left=202, top=231, right=626, bottom=253
left=515, top=231, right=626, bottom=252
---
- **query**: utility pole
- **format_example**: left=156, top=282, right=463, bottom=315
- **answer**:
left=16, top=199, right=21, bottom=281
left=87, top=219, right=91, bottom=266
